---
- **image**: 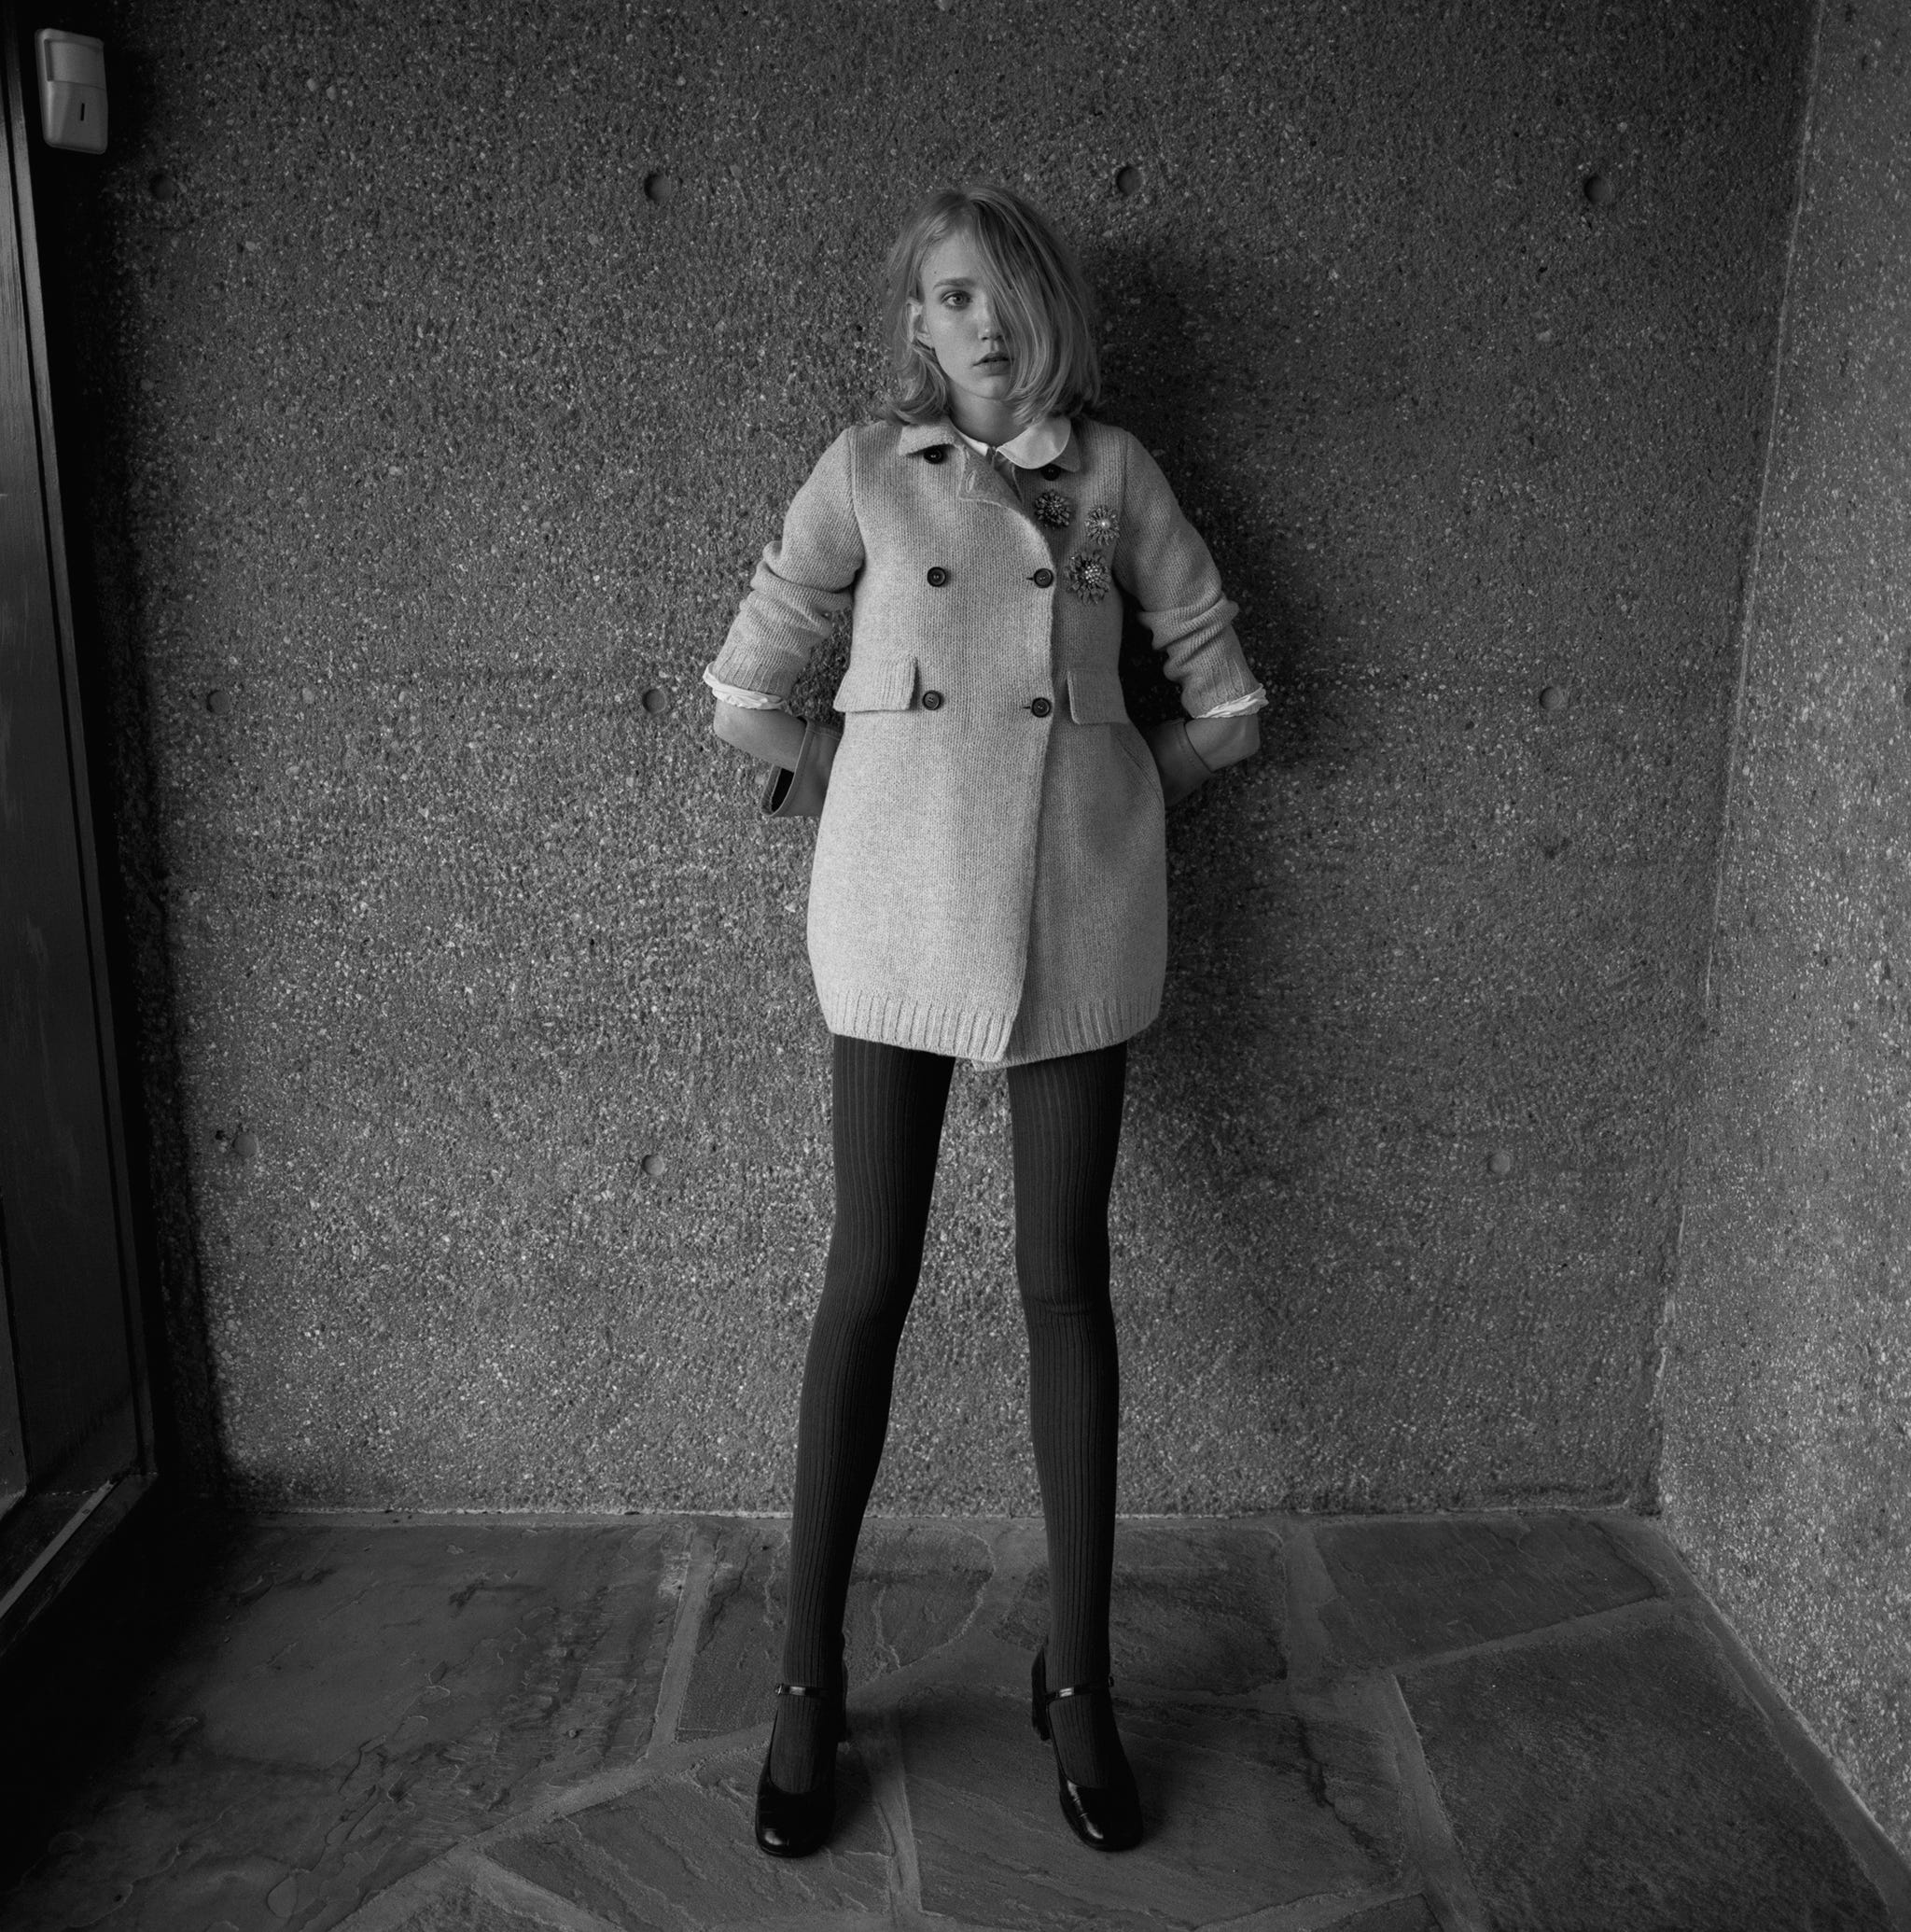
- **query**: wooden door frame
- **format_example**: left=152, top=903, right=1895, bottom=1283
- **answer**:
left=0, top=0, right=157, bottom=1648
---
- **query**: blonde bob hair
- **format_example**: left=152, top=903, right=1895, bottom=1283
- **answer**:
left=883, top=185, right=1101, bottom=428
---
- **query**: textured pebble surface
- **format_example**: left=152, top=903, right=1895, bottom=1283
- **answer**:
left=1662, top=0, right=1911, bottom=1851
left=36, top=0, right=1814, bottom=1520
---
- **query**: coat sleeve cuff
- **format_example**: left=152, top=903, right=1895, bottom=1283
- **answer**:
left=760, top=720, right=843, bottom=819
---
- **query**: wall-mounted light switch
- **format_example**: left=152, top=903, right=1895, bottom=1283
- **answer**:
left=35, top=31, right=107, bottom=154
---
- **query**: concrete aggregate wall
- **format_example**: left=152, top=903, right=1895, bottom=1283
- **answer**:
left=1663, top=0, right=1911, bottom=1850
left=51, top=0, right=1812, bottom=1511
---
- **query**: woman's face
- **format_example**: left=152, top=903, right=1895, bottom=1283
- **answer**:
left=908, top=228, right=1017, bottom=423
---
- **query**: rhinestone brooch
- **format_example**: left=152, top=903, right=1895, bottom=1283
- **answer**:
left=1064, top=550, right=1112, bottom=603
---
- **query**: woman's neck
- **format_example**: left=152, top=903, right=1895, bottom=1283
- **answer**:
left=947, top=397, right=1025, bottom=446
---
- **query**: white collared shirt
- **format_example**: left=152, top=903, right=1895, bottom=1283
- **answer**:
left=952, top=413, right=1074, bottom=471
left=705, top=415, right=1267, bottom=719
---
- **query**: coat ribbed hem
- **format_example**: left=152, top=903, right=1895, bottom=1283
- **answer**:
left=820, top=987, right=1016, bottom=1062
left=818, top=985, right=1160, bottom=1068
left=997, top=989, right=1162, bottom=1067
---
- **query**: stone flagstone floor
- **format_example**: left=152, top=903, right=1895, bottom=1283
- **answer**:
left=2, top=1510, right=1907, bottom=1931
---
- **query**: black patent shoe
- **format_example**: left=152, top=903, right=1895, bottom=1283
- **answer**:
left=1030, top=1646, right=1143, bottom=1853
left=754, top=1676, right=850, bottom=1858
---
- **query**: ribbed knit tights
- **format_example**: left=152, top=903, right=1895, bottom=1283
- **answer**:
left=771, top=1032, right=1128, bottom=1792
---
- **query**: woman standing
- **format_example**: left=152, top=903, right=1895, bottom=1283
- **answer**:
left=704, top=184, right=1264, bottom=1857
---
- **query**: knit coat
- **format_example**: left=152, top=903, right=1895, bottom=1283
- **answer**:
left=708, top=413, right=1258, bottom=1065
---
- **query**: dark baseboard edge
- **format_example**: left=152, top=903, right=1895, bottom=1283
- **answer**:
left=0, top=1465, right=157, bottom=1665
left=1600, top=1510, right=1911, bottom=1932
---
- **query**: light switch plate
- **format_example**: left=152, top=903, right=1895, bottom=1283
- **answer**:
left=36, top=30, right=107, bottom=154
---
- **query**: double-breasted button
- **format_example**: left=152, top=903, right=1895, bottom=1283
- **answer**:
left=926, top=566, right=950, bottom=587
left=1030, top=696, right=1053, bottom=718
left=1041, top=464, right=1061, bottom=479
left=921, top=689, right=944, bottom=710
left=1032, top=567, right=1055, bottom=588
left=923, top=446, right=948, bottom=465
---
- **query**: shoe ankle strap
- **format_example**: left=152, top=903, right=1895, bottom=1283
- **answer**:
left=774, top=1680, right=836, bottom=1700
left=1045, top=1673, right=1115, bottom=1705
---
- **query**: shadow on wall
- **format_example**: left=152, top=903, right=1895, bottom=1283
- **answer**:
left=1096, top=236, right=1357, bottom=766
left=1094, top=232, right=1368, bottom=1214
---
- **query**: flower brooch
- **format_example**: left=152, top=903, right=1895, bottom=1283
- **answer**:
left=1060, top=503, right=1121, bottom=602
left=1033, top=489, right=1074, bottom=529
left=1064, top=550, right=1112, bottom=603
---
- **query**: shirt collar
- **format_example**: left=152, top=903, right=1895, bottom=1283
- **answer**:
left=954, top=414, right=1074, bottom=471
left=899, top=413, right=1081, bottom=472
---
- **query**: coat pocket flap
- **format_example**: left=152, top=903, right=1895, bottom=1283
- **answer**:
left=831, top=654, right=919, bottom=713
left=1067, top=666, right=1131, bottom=725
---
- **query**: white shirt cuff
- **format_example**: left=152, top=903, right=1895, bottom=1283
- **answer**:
left=704, top=666, right=788, bottom=710
left=1194, top=684, right=1268, bottom=719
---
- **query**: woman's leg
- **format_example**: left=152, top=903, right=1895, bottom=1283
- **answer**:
left=1005, top=1040, right=1129, bottom=1786
left=774, top=1032, right=955, bottom=1789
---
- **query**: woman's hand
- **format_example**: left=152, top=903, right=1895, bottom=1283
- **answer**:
left=1184, top=711, right=1260, bottom=770
left=713, top=700, right=807, bottom=769
left=1145, top=711, right=1262, bottom=806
